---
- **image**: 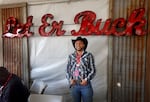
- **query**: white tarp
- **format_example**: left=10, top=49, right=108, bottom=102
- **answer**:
left=28, top=0, right=109, bottom=102
left=29, top=36, right=108, bottom=102
left=28, top=0, right=109, bottom=36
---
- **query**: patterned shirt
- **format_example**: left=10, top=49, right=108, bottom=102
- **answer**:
left=66, top=51, right=96, bottom=83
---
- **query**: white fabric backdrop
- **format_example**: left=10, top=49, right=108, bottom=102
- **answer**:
left=29, top=36, right=108, bottom=102
left=28, top=0, right=109, bottom=36
left=28, top=0, right=109, bottom=102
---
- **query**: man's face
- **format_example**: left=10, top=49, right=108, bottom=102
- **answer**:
left=75, top=40, right=85, bottom=51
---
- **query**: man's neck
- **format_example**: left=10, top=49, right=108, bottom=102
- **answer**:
left=76, top=50, right=84, bottom=56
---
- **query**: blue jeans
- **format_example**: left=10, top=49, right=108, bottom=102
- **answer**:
left=71, top=82, right=93, bottom=102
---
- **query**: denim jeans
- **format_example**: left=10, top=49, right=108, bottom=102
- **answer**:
left=71, top=82, right=93, bottom=102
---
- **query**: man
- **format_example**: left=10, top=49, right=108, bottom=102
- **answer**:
left=66, top=36, right=96, bottom=102
left=0, top=66, right=30, bottom=102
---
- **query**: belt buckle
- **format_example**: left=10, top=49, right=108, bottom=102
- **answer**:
left=76, top=80, right=81, bottom=85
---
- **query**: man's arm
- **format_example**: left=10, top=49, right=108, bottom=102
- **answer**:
left=86, top=53, right=96, bottom=81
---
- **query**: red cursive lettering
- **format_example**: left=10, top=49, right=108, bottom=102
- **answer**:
left=71, top=8, right=146, bottom=36
left=3, top=16, right=33, bottom=38
left=39, top=14, right=65, bottom=36
left=2, top=8, right=146, bottom=38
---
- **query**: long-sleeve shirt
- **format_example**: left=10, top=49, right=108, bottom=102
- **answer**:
left=66, top=51, right=96, bottom=83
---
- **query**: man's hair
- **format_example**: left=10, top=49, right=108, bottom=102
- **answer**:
left=0, top=66, right=9, bottom=77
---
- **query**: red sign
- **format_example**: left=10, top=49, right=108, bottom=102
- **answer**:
left=71, top=8, right=146, bottom=36
left=2, top=8, right=146, bottom=38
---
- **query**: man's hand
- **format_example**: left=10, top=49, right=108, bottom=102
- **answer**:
left=80, top=79, right=87, bottom=86
left=70, top=79, right=76, bottom=85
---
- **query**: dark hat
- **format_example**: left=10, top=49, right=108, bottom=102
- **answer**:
left=72, top=36, right=88, bottom=50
